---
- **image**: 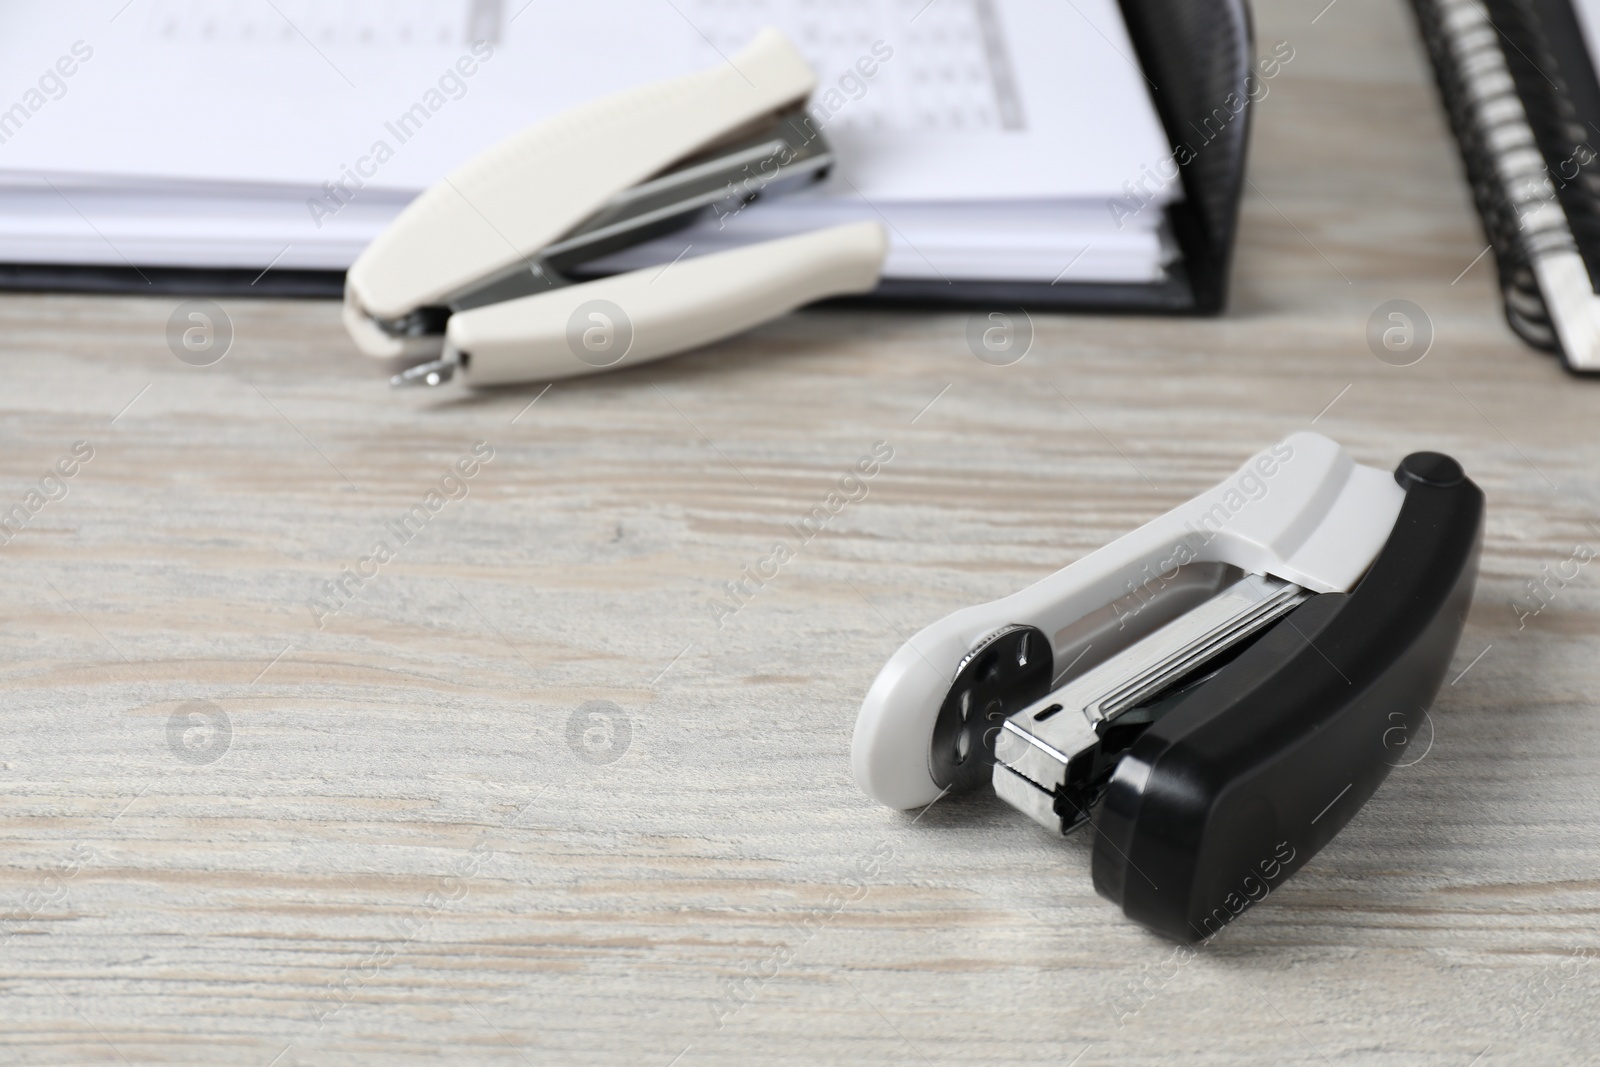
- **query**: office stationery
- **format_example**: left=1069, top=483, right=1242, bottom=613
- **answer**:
left=1411, top=0, right=1600, bottom=372
left=0, top=0, right=1251, bottom=314
left=6, top=3, right=1585, bottom=1049
left=852, top=433, right=1483, bottom=940
left=349, top=30, right=886, bottom=387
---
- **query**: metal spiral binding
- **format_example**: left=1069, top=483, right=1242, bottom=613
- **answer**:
left=1413, top=0, right=1575, bottom=349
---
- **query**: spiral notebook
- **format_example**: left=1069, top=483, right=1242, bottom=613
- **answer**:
left=1411, top=0, right=1600, bottom=373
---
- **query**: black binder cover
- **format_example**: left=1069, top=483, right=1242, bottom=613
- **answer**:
left=0, top=0, right=1256, bottom=315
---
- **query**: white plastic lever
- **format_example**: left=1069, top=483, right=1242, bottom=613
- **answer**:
left=346, top=28, right=818, bottom=327
left=851, top=432, right=1407, bottom=810
left=446, top=221, right=887, bottom=384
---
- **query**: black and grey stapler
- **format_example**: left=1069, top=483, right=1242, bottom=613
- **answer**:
left=851, top=433, right=1483, bottom=940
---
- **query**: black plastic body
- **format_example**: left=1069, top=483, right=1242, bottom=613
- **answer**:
left=0, top=0, right=1256, bottom=315
left=1091, top=454, right=1484, bottom=942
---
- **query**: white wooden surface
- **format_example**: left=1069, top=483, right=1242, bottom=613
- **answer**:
left=1, top=0, right=1597, bottom=1063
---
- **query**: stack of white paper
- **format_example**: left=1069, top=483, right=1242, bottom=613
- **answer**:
left=0, top=0, right=1180, bottom=285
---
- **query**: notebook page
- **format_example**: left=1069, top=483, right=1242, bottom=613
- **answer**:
left=0, top=0, right=1177, bottom=204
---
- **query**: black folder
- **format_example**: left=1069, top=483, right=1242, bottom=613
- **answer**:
left=0, top=0, right=1258, bottom=316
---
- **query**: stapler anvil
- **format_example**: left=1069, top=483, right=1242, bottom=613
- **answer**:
left=343, top=29, right=887, bottom=388
left=851, top=433, right=1484, bottom=941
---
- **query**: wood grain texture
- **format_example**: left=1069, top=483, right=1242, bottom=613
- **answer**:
left=1, top=1, right=1597, bottom=1063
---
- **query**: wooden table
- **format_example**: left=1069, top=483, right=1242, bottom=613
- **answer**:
left=2, top=0, right=1596, bottom=1063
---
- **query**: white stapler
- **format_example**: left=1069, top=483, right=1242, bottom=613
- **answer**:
left=852, top=433, right=1484, bottom=940
left=343, top=29, right=887, bottom=388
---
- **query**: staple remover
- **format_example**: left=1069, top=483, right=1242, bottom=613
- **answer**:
left=852, top=433, right=1484, bottom=940
left=342, top=28, right=886, bottom=389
